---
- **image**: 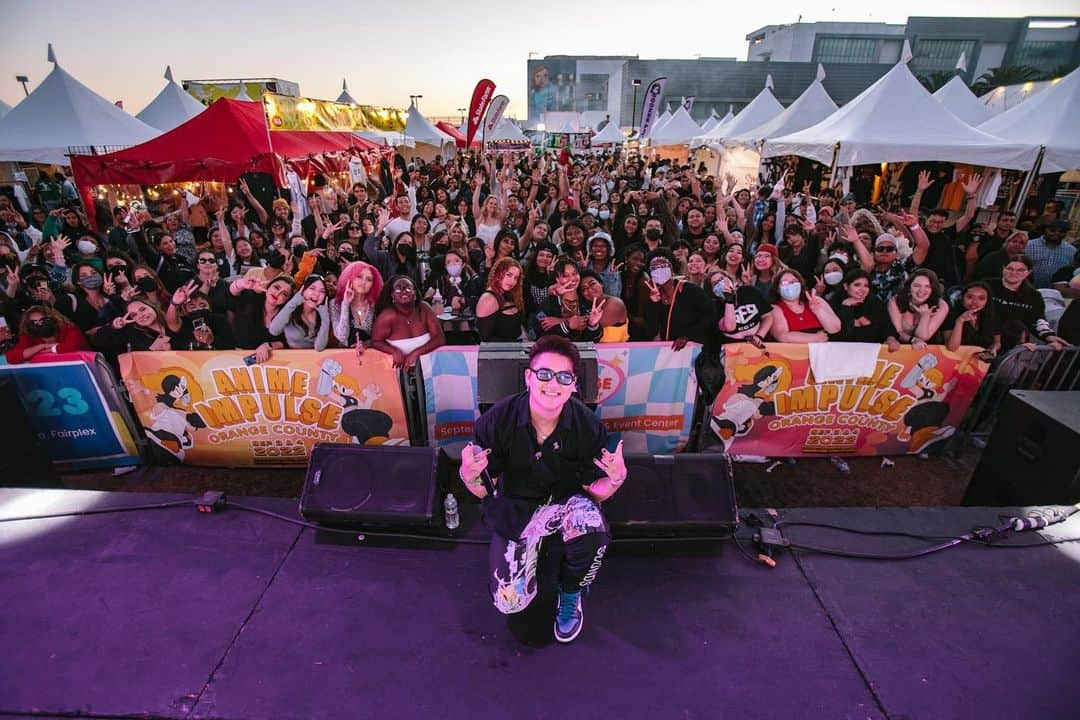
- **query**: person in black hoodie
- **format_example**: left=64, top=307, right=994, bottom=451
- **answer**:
left=830, top=269, right=900, bottom=350
left=987, top=255, right=1067, bottom=351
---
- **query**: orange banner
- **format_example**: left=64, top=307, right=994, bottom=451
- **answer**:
left=703, top=343, right=990, bottom=457
left=120, top=350, right=409, bottom=466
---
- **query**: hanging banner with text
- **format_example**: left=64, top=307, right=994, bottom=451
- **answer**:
left=0, top=354, right=142, bottom=470
left=120, top=350, right=409, bottom=466
left=420, top=342, right=699, bottom=457
left=702, top=343, right=989, bottom=457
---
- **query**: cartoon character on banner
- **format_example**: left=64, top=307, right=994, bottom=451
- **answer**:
left=897, top=354, right=958, bottom=454
left=708, top=360, right=790, bottom=451
left=141, top=371, right=207, bottom=461
left=315, top=358, right=397, bottom=445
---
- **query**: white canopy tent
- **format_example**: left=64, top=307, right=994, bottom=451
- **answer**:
left=401, top=103, right=455, bottom=161
left=0, top=99, right=11, bottom=121
left=486, top=119, right=529, bottom=143
left=647, top=107, right=705, bottom=146
left=336, top=79, right=358, bottom=105
left=726, top=66, right=837, bottom=149
left=0, top=45, right=159, bottom=165
left=699, top=109, right=721, bottom=134
left=978, top=66, right=1080, bottom=174
left=356, top=130, right=412, bottom=147
left=762, top=48, right=1039, bottom=171
left=591, top=121, right=626, bottom=145
left=697, top=76, right=783, bottom=148
left=933, top=76, right=992, bottom=126
left=136, top=66, right=206, bottom=131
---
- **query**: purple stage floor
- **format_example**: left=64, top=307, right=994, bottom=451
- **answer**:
left=1, top=489, right=1077, bottom=720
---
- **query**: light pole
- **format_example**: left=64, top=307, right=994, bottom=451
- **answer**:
left=409, top=94, right=423, bottom=108
left=457, top=107, right=466, bottom=124
left=16, top=75, right=29, bottom=96
left=630, top=79, right=641, bottom=137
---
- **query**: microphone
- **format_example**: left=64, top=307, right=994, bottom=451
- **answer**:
left=1008, top=506, right=1079, bottom=532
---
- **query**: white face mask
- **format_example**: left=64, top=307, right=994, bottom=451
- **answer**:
left=598, top=210, right=610, bottom=221
left=824, top=271, right=844, bottom=286
left=606, top=181, right=615, bottom=191
left=650, top=266, right=672, bottom=285
left=587, top=208, right=599, bottom=217
left=446, top=262, right=463, bottom=277
left=77, top=240, right=97, bottom=254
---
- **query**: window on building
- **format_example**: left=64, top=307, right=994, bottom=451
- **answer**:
left=910, top=39, right=977, bottom=74
left=812, top=37, right=878, bottom=64
left=1016, top=41, right=1074, bottom=71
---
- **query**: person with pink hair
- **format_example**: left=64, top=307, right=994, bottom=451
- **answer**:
left=331, top=261, right=383, bottom=353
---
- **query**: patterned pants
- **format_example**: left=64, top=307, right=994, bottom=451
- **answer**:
left=489, top=494, right=610, bottom=616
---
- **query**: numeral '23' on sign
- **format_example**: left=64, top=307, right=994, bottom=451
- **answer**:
left=25, top=388, right=89, bottom=416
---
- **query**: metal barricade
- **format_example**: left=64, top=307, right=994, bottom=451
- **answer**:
left=954, top=344, right=1080, bottom=451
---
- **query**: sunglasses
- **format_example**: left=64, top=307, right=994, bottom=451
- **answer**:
left=875, top=246, right=896, bottom=253
left=529, top=367, right=576, bottom=386
left=197, top=257, right=217, bottom=264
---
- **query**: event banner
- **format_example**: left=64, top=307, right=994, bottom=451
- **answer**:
left=483, top=94, right=510, bottom=135
left=264, top=93, right=372, bottom=132
left=466, top=79, right=496, bottom=148
left=0, top=354, right=141, bottom=470
left=420, top=342, right=699, bottom=457
left=703, top=343, right=989, bottom=457
left=638, top=77, right=668, bottom=139
left=120, top=350, right=409, bottom=466
left=547, top=133, right=592, bottom=151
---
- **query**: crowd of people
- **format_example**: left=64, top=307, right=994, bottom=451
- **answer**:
left=1, top=151, right=1077, bottom=378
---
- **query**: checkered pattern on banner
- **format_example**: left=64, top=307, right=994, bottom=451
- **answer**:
left=594, top=343, right=700, bottom=454
left=420, top=347, right=480, bottom=457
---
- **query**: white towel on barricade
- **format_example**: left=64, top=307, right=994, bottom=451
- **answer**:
left=808, top=342, right=880, bottom=383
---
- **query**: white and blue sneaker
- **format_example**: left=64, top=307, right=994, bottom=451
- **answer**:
left=554, top=587, right=583, bottom=643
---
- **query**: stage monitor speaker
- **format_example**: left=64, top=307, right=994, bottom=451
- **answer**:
left=300, top=443, right=438, bottom=527
left=603, top=453, right=738, bottom=536
left=964, top=390, right=1080, bottom=506
left=477, top=342, right=598, bottom=405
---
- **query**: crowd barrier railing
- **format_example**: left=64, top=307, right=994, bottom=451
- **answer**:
left=952, top=344, right=1080, bottom=452
left=0, top=352, right=143, bottom=470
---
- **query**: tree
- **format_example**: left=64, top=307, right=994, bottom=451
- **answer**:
left=918, top=71, right=957, bottom=93
left=1043, top=63, right=1079, bottom=80
left=971, top=65, right=1043, bottom=95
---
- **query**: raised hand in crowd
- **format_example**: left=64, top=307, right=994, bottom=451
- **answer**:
left=171, top=279, right=199, bottom=307
left=916, top=170, right=934, bottom=192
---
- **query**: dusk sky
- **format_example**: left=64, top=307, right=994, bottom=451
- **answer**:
left=3, top=0, right=1077, bottom=119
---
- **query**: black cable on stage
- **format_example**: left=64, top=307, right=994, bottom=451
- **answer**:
left=775, top=520, right=969, bottom=542
left=0, top=498, right=193, bottom=523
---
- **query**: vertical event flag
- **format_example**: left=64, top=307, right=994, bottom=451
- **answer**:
left=682, top=96, right=695, bottom=113
left=483, top=94, right=510, bottom=135
left=637, top=77, right=668, bottom=138
left=466, top=79, right=497, bottom=147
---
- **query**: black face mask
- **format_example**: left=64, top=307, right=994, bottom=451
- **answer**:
left=186, top=309, right=212, bottom=323
left=431, top=243, right=449, bottom=257
left=397, top=245, right=416, bottom=261
left=646, top=228, right=662, bottom=241
left=338, top=251, right=355, bottom=262
left=136, top=277, right=158, bottom=293
left=292, top=244, right=308, bottom=255
left=468, top=248, right=484, bottom=269
left=28, top=317, right=59, bottom=337
left=267, top=250, right=286, bottom=269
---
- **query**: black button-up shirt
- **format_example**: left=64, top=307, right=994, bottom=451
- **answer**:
left=474, top=390, right=608, bottom=538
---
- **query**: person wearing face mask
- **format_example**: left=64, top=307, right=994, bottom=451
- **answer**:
left=642, top=218, right=665, bottom=253
left=5, top=305, right=89, bottom=363
left=768, top=269, right=842, bottom=343
left=364, top=211, right=422, bottom=287
left=642, top=248, right=714, bottom=350
left=164, top=282, right=235, bottom=351
left=425, top=249, right=482, bottom=319
left=60, top=262, right=111, bottom=335
left=814, top=257, right=850, bottom=304
left=228, top=274, right=292, bottom=362
left=711, top=269, right=773, bottom=346
left=830, top=270, right=900, bottom=349
left=270, top=274, right=331, bottom=351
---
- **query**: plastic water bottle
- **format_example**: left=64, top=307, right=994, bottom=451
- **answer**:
left=444, top=492, right=459, bottom=530
left=431, top=288, right=445, bottom=316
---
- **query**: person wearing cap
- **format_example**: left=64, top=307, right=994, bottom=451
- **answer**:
left=748, top=243, right=783, bottom=297
left=836, top=193, right=857, bottom=226
left=1024, top=220, right=1076, bottom=288
left=847, top=215, right=929, bottom=305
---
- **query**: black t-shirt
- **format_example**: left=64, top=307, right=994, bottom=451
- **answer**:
left=921, top=228, right=966, bottom=286
left=779, top=243, right=818, bottom=282
left=474, top=391, right=607, bottom=538
left=228, top=290, right=286, bottom=349
left=830, top=295, right=893, bottom=343
left=987, top=278, right=1047, bottom=346
left=944, top=304, right=998, bottom=349
left=718, top=286, right=771, bottom=341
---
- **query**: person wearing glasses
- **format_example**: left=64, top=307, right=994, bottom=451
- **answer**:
left=460, top=335, right=626, bottom=645
left=847, top=217, right=929, bottom=305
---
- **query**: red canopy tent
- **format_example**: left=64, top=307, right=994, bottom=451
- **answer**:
left=435, top=121, right=480, bottom=150
left=71, top=98, right=391, bottom=212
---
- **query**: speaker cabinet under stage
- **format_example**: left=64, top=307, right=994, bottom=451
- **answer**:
left=603, top=453, right=738, bottom=536
left=964, top=390, right=1080, bottom=506
left=300, top=443, right=438, bottom=527
left=0, top=378, right=60, bottom=487
left=477, top=342, right=598, bottom=406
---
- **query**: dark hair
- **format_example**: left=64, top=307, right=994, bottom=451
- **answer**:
left=929, top=209, right=949, bottom=220
left=374, top=274, right=420, bottom=316
left=1000, top=210, right=1017, bottom=219
left=646, top=247, right=677, bottom=269
left=290, top=275, right=327, bottom=334
left=529, top=334, right=580, bottom=369
left=552, top=255, right=580, bottom=277
left=768, top=268, right=810, bottom=304
left=842, top=268, right=870, bottom=287
left=896, top=268, right=944, bottom=312
left=578, top=267, right=603, bottom=286
left=1006, top=253, right=1033, bottom=272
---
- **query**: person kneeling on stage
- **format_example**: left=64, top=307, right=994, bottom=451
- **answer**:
left=460, top=335, right=626, bottom=644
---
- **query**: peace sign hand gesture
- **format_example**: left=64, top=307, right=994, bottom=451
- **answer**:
left=594, top=440, right=627, bottom=485
left=588, top=296, right=606, bottom=327
left=172, top=279, right=198, bottom=307
left=643, top=277, right=661, bottom=303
